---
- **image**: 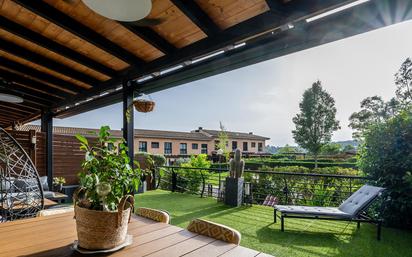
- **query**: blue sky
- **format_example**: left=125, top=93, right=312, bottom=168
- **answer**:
left=42, top=20, right=412, bottom=146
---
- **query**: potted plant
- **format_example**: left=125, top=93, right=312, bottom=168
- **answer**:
left=73, top=126, right=141, bottom=250
left=52, top=177, right=66, bottom=192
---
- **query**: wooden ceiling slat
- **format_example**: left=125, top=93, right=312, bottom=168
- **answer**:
left=170, top=0, right=220, bottom=36
left=0, top=56, right=81, bottom=94
left=0, top=108, right=26, bottom=119
left=44, top=0, right=165, bottom=63
left=148, top=0, right=207, bottom=48
left=0, top=103, right=33, bottom=115
left=0, top=28, right=110, bottom=82
left=0, top=16, right=117, bottom=78
left=120, top=23, right=176, bottom=55
left=0, top=38, right=99, bottom=86
left=195, top=0, right=270, bottom=30
left=0, top=86, right=53, bottom=107
left=14, top=0, right=145, bottom=66
left=0, top=102, right=39, bottom=113
left=0, top=68, right=71, bottom=99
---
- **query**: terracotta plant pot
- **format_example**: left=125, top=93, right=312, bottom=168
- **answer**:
left=133, top=99, right=155, bottom=113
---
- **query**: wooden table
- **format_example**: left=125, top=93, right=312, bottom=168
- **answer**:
left=0, top=211, right=274, bottom=257
left=47, top=192, right=69, bottom=203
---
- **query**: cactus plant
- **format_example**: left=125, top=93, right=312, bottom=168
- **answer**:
left=229, top=149, right=245, bottom=178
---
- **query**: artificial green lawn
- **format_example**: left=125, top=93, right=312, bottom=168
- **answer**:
left=135, top=190, right=412, bottom=257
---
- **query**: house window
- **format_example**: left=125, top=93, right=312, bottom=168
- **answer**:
left=201, top=144, right=208, bottom=154
left=232, top=141, right=237, bottom=150
left=243, top=142, right=248, bottom=152
left=164, top=142, right=172, bottom=155
left=251, top=142, right=256, bottom=148
left=180, top=143, right=187, bottom=155
left=139, top=141, right=147, bottom=152
left=258, top=142, right=263, bottom=152
left=151, top=142, right=159, bottom=149
left=192, top=143, right=198, bottom=149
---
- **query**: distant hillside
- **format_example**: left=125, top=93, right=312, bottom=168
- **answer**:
left=266, top=140, right=358, bottom=154
left=335, top=140, right=359, bottom=149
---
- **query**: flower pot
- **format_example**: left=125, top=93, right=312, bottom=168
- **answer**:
left=74, top=195, right=134, bottom=250
left=53, top=183, right=63, bottom=192
left=133, top=99, right=155, bottom=113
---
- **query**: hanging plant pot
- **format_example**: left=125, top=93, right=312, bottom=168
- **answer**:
left=133, top=99, right=155, bottom=113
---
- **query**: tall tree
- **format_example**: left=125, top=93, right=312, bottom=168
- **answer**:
left=216, top=121, right=229, bottom=158
left=348, top=96, right=400, bottom=139
left=292, top=81, right=340, bottom=167
left=395, top=57, right=412, bottom=107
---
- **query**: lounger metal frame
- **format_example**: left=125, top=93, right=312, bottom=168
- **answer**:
left=274, top=192, right=384, bottom=240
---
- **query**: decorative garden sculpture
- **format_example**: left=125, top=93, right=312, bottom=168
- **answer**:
left=229, top=149, right=244, bottom=178
left=225, top=149, right=245, bottom=207
left=0, top=127, right=44, bottom=222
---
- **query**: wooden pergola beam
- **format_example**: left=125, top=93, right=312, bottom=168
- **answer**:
left=120, top=23, right=176, bottom=55
left=0, top=16, right=117, bottom=78
left=170, top=0, right=220, bottom=36
left=0, top=56, right=84, bottom=94
left=0, top=38, right=99, bottom=86
left=14, top=0, right=145, bottom=66
left=0, top=68, right=72, bottom=99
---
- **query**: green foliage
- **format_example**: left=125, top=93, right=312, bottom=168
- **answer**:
left=292, top=81, right=340, bottom=166
left=277, top=144, right=302, bottom=154
left=349, top=96, right=400, bottom=139
left=76, top=126, right=141, bottom=211
left=358, top=109, right=412, bottom=228
left=216, top=121, right=229, bottom=158
left=320, top=143, right=342, bottom=155
left=177, top=154, right=211, bottom=193
left=53, top=176, right=66, bottom=185
left=394, top=57, right=412, bottom=107
left=244, top=160, right=357, bottom=170
left=244, top=166, right=361, bottom=206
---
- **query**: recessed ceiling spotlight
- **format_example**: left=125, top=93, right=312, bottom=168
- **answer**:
left=0, top=93, right=23, bottom=103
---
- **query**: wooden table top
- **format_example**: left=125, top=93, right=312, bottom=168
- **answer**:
left=0, top=198, right=57, bottom=211
left=0, top=211, right=274, bottom=257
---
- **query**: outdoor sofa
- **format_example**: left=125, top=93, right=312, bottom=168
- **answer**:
left=274, top=185, right=385, bottom=240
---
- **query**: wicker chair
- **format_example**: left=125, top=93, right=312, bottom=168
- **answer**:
left=135, top=207, right=170, bottom=224
left=187, top=218, right=241, bottom=245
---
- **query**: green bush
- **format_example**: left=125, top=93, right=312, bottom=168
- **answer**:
left=244, top=160, right=357, bottom=170
left=244, top=166, right=362, bottom=206
left=358, top=109, right=412, bottom=228
left=176, top=154, right=211, bottom=195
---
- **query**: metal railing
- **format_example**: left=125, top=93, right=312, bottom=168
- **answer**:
left=154, top=166, right=370, bottom=207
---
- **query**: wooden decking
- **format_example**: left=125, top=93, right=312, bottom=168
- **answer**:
left=0, top=211, right=273, bottom=257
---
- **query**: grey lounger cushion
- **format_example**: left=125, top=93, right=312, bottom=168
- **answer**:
left=338, top=185, right=385, bottom=216
left=275, top=185, right=385, bottom=218
left=275, top=206, right=352, bottom=218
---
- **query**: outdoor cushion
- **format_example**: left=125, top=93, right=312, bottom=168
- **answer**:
left=43, top=191, right=55, bottom=199
left=338, top=185, right=385, bottom=216
left=39, top=176, right=49, bottom=191
left=187, top=218, right=241, bottom=245
left=13, top=178, right=38, bottom=191
left=275, top=205, right=352, bottom=218
left=136, top=207, right=170, bottom=224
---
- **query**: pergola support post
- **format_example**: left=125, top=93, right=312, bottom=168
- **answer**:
left=41, top=110, right=53, bottom=189
left=122, top=81, right=134, bottom=167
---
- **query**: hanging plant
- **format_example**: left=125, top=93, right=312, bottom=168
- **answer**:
left=133, top=94, right=155, bottom=113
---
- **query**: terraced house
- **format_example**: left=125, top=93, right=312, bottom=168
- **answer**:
left=19, top=125, right=269, bottom=155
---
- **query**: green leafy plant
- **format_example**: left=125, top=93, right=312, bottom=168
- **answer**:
left=53, top=176, right=66, bottom=185
left=75, top=126, right=141, bottom=211
left=358, top=108, right=412, bottom=228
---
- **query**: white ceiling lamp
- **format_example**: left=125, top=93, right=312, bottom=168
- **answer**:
left=82, top=0, right=152, bottom=22
left=0, top=93, right=23, bottom=103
